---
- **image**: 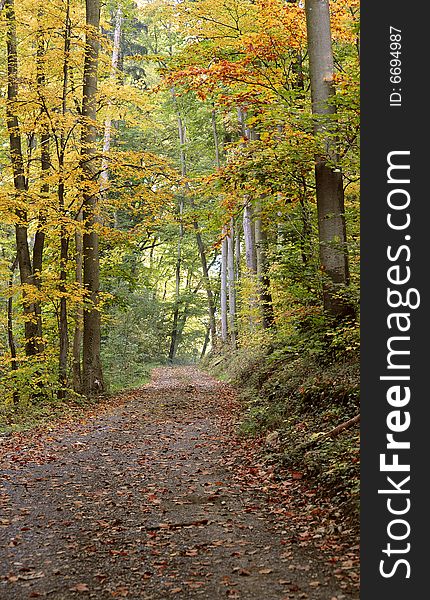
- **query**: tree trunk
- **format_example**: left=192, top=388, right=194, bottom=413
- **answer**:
left=235, top=218, right=241, bottom=282
left=58, top=183, right=69, bottom=398
left=227, top=218, right=237, bottom=347
left=191, top=213, right=217, bottom=350
left=73, top=213, right=83, bottom=393
left=305, top=0, right=352, bottom=320
left=238, top=106, right=256, bottom=276
left=200, top=324, right=211, bottom=360
left=7, top=255, right=19, bottom=406
left=100, top=7, right=122, bottom=197
left=255, top=201, right=274, bottom=329
left=175, top=271, right=194, bottom=353
left=33, top=5, right=52, bottom=353
left=168, top=230, right=182, bottom=363
left=169, top=185, right=184, bottom=363
left=299, top=177, right=312, bottom=265
left=5, top=0, right=42, bottom=357
left=81, top=0, right=104, bottom=395
left=220, top=228, right=228, bottom=343
left=57, top=0, right=71, bottom=398
left=172, top=90, right=217, bottom=350
left=243, top=200, right=257, bottom=274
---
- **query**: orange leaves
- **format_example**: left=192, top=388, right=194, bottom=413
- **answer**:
left=69, top=583, right=90, bottom=593
left=158, top=0, right=308, bottom=108
left=330, top=0, right=360, bottom=44
left=159, top=0, right=357, bottom=112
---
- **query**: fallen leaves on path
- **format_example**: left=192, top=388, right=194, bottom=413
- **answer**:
left=0, top=367, right=358, bottom=599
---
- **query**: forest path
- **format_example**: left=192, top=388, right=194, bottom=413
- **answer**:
left=0, top=367, right=356, bottom=600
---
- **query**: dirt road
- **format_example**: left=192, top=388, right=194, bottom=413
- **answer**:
left=0, top=367, right=357, bottom=599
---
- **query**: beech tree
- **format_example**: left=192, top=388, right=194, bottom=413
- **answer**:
left=5, top=0, right=44, bottom=358
left=305, top=0, right=353, bottom=320
left=81, top=0, right=104, bottom=395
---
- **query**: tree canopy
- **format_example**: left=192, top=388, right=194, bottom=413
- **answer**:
left=0, top=0, right=360, bottom=409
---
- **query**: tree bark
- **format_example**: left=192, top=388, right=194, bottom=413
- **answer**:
left=73, top=212, right=84, bottom=393
left=191, top=212, right=217, bottom=350
left=234, top=218, right=241, bottom=282
left=7, top=255, right=19, bottom=406
left=175, top=270, right=194, bottom=354
left=100, top=7, right=122, bottom=197
left=243, top=200, right=257, bottom=274
left=200, top=324, right=211, bottom=360
left=32, top=16, right=50, bottom=354
left=220, top=228, right=228, bottom=343
left=81, top=0, right=104, bottom=395
left=5, top=0, right=42, bottom=357
left=238, top=107, right=257, bottom=276
left=305, top=0, right=353, bottom=320
left=58, top=183, right=69, bottom=398
left=168, top=228, right=182, bottom=363
left=227, top=218, right=237, bottom=347
left=57, top=0, right=71, bottom=398
left=254, top=201, right=274, bottom=329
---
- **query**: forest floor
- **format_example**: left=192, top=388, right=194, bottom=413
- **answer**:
left=0, top=367, right=359, bottom=600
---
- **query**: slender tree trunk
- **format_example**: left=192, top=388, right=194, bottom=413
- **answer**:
left=171, top=89, right=217, bottom=350
left=7, top=255, right=19, bottom=406
left=33, top=22, right=49, bottom=353
left=169, top=187, right=184, bottom=363
left=235, top=218, right=241, bottom=282
left=168, top=229, right=182, bottom=363
left=191, top=214, right=217, bottom=350
left=238, top=106, right=257, bottom=275
left=168, top=88, right=186, bottom=363
left=200, top=324, right=211, bottom=360
left=245, top=124, right=274, bottom=329
left=299, top=176, right=312, bottom=265
left=5, top=0, right=42, bottom=357
left=227, top=218, right=237, bottom=347
left=243, top=200, right=257, bottom=274
left=33, top=16, right=47, bottom=350
left=305, top=0, right=352, bottom=319
left=81, top=0, right=104, bottom=395
left=175, top=271, right=193, bottom=353
left=57, top=0, right=71, bottom=398
left=211, top=109, right=221, bottom=168
left=243, top=199, right=258, bottom=333
left=37, top=2, right=70, bottom=397
left=254, top=201, right=274, bottom=329
left=73, top=213, right=83, bottom=393
left=100, top=7, right=122, bottom=197
left=220, top=228, right=228, bottom=343
left=58, top=183, right=69, bottom=398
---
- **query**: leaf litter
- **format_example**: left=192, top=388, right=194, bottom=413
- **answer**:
left=0, top=367, right=358, bottom=599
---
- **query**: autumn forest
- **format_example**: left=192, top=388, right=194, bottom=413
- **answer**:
left=0, top=0, right=360, bottom=597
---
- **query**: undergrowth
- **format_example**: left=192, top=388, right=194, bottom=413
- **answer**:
left=204, top=316, right=360, bottom=523
left=0, top=364, right=155, bottom=434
